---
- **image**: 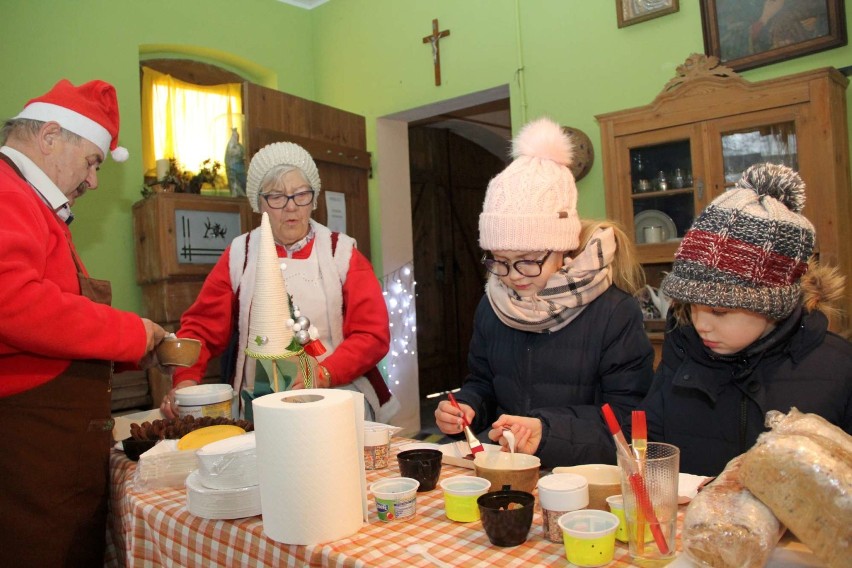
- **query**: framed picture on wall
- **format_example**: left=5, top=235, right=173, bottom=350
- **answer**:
left=617, top=0, right=680, bottom=28
left=700, top=0, right=847, bottom=72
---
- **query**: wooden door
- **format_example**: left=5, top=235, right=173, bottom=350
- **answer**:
left=243, top=83, right=372, bottom=258
left=410, top=127, right=506, bottom=397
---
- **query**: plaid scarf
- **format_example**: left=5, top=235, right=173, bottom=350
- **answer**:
left=486, top=227, right=616, bottom=333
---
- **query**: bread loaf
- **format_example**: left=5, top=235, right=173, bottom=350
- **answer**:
left=682, top=455, right=783, bottom=568
left=740, top=409, right=852, bottom=568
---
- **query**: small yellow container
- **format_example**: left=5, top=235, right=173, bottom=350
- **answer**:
left=606, top=494, right=653, bottom=543
left=558, top=509, right=619, bottom=567
left=439, top=475, right=491, bottom=522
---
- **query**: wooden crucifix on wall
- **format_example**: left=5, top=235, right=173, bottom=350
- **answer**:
left=422, top=18, right=450, bottom=86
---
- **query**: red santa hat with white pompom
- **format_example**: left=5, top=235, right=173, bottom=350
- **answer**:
left=14, top=79, right=129, bottom=162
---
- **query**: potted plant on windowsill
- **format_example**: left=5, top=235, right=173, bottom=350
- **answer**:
left=142, top=158, right=226, bottom=198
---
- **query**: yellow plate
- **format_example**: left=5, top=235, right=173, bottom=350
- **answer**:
left=177, top=425, right=246, bottom=451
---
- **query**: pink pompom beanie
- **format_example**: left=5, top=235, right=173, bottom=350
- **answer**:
left=479, top=117, right=580, bottom=252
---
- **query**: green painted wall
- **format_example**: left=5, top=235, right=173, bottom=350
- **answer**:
left=2, top=0, right=851, bottom=314
left=311, top=0, right=852, bottom=259
left=0, top=0, right=313, bottom=313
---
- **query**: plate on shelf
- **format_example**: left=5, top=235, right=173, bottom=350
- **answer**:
left=634, top=209, right=677, bottom=244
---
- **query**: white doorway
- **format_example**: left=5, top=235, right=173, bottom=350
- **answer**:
left=377, top=85, right=511, bottom=434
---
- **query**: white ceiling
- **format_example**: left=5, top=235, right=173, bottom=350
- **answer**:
left=276, top=0, right=330, bottom=9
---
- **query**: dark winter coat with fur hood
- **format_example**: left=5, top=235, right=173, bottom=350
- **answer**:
left=454, top=286, right=654, bottom=468
left=632, top=269, right=852, bottom=477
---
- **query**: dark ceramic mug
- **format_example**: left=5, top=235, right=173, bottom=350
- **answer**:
left=397, top=449, right=443, bottom=492
left=477, top=488, right=535, bottom=547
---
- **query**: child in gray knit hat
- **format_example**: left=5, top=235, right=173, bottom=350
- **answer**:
left=631, top=163, right=852, bottom=477
left=434, top=117, right=655, bottom=468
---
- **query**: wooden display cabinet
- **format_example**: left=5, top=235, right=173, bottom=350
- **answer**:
left=133, top=192, right=259, bottom=403
left=597, top=55, right=852, bottom=357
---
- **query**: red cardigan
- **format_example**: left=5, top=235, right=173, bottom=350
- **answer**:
left=174, top=237, right=390, bottom=388
left=0, top=161, right=147, bottom=397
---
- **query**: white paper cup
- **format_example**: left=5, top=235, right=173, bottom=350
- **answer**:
left=370, top=477, right=419, bottom=522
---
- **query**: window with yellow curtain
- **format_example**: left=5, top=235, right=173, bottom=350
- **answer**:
left=141, top=66, right=243, bottom=186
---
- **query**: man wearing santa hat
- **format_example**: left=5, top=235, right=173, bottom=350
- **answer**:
left=0, top=79, right=168, bottom=566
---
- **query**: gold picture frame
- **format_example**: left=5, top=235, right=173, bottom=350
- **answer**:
left=617, top=0, right=680, bottom=28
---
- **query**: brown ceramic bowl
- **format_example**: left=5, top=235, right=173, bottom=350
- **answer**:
left=473, top=452, right=541, bottom=494
left=156, top=337, right=201, bottom=367
left=552, top=464, right=622, bottom=511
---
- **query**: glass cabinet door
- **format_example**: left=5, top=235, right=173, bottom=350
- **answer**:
left=615, top=124, right=703, bottom=258
left=720, top=121, right=798, bottom=187
left=706, top=107, right=802, bottom=198
left=629, top=140, right=694, bottom=244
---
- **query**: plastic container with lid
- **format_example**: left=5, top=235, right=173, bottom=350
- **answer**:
left=175, top=384, right=234, bottom=419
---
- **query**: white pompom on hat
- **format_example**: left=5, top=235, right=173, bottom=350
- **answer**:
left=14, top=79, right=128, bottom=162
left=246, top=142, right=322, bottom=213
left=479, top=117, right=581, bottom=252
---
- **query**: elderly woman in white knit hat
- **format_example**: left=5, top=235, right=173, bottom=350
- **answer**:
left=434, top=118, right=654, bottom=468
left=162, top=141, right=399, bottom=422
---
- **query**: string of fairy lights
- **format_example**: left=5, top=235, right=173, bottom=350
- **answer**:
left=379, top=260, right=417, bottom=386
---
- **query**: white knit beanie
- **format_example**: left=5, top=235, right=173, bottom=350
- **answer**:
left=246, top=142, right=322, bottom=213
left=479, top=117, right=581, bottom=252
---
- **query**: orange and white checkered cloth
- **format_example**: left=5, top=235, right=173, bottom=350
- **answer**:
left=105, top=438, right=684, bottom=567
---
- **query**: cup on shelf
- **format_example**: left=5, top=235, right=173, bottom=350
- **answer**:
left=643, top=225, right=663, bottom=244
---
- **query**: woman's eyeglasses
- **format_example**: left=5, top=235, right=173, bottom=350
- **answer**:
left=260, top=189, right=315, bottom=209
left=481, top=251, right=553, bottom=277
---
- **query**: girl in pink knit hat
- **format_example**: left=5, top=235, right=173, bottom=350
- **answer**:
left=434, top=117, right=654, bottom=467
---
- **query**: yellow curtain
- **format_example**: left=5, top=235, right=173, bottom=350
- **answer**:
left=141, top=66, right=242, bottom=179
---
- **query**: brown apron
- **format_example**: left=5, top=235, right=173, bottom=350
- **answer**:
left=0, top=169, right=116, bottom=567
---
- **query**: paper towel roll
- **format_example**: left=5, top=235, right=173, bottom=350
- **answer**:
left=253, top=389, right=366, bottom=545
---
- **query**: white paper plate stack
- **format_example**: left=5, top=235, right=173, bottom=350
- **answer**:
left=186, top=471, right=261, bottom=520
left=186, top=432, right=261, bottom=519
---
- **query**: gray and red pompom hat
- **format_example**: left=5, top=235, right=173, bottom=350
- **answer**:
left=661, top=163, right=814, bottom=320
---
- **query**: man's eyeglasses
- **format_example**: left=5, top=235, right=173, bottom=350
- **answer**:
left=260, top=189, right=315, bottom=209
left=481, top=251, right=553, bottom=277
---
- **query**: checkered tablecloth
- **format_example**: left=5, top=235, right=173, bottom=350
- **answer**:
left=105, top=438, right=684, bottom=567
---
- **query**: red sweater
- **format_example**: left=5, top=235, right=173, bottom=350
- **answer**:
left=0, top=162, right=148, bottom=397
left=174, top=237, right=390, bottom=387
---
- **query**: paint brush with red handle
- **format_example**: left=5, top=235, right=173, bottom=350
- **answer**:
left=632, top=410, right=648, bottom=554
left=447, top=392, right=484, bottom=456
left=602, top=404, right=669, bottom=555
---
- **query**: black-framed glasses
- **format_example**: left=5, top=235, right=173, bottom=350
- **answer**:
left=481, top=251, right=553, bottom=277
left=260, top=189, right=315, bottom=209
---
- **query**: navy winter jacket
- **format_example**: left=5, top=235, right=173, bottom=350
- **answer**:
left=633, top=307, right=852, bottom=477
left=455, top=286, right=654, bottom=468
